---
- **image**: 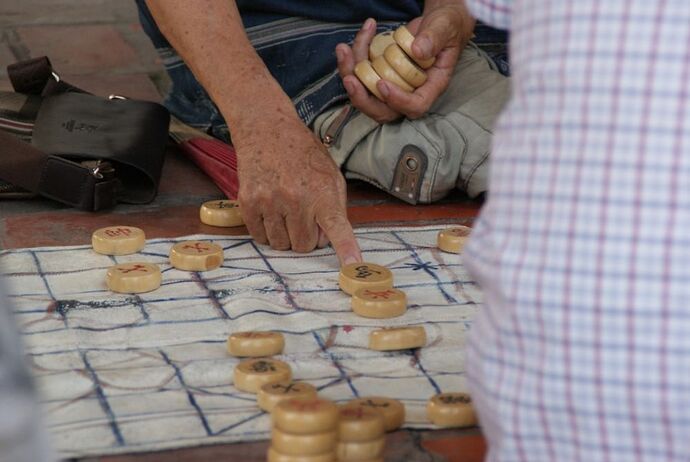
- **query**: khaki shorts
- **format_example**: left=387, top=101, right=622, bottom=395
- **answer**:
left=313, top=43, right=510, bottom=204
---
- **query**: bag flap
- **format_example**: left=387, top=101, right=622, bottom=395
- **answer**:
left=31, top=92, right=170, bottom=204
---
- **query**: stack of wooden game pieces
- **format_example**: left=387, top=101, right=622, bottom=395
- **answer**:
left=336, top=405, right=386, bottom=462
left=354, top=25, right=435, bottom=100
left=268, top=398, right=340, bottom=462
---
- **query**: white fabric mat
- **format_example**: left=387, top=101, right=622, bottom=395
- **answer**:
left=0, top=226, right=482, bottom=458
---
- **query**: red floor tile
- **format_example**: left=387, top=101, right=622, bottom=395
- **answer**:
left=423, top=434, right=487, bottom=462
left=16, top=24, right=139, bottom=74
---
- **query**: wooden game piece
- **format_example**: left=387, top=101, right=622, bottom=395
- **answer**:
left=352, top=288, right=407, bottom=319
left=271, top=427, right=338, bottom=456
left=338, top=406, right=385, bottom=442
left=169, top=240, right=224, bottom=272
left=273, top=398, right=339, bottom=435
left=106, top=262, right=161, bottom=294
left=393, top=25, right=435, bottom=69
left=369, top=30, right=396, bottom=60
left=92, top=226, right=145, bottom=255
left=234, top=358, right=292, bottom=394
left=342, top=397, right=405, bottom=432
left=258, top=381, right=318, bottom=413
left=383, top=43, right=428, bottom=88
left=437, top=226, right=472, bottom=254
left=368, top=326, right=426, bottom=351
left=426, top=392, right=478, bottom=428
left=339, top=263, right=393, bottom=296
left=353, top=60, right=383, bottom=100
left=267, top=447, right=336, bottom=462
left=335, top=438, right=385, bottom=461
left=371, top=55, right=415, bottom=93
left=227, top=331, right=285, bottom=357
left=199, top=199, right=244, bottom=227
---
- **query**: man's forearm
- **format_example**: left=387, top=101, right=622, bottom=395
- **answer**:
left=145, top=0, right=296, bottom=138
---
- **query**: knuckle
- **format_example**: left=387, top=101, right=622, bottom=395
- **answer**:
left=406, top=108, right=425, bottom=120
left=253, top=235, right=269, bottom=245
left=270, top=239, right=291, bottom=251
left=292, top=241, right=315, bottom=254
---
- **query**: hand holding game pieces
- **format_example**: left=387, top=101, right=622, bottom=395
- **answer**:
left=337, top=5, right=473, bottom=123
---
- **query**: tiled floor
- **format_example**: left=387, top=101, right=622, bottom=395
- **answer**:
left=0, top=2, right=486, bottom=461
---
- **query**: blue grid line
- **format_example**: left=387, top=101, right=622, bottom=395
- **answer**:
left=160, top=350, right=213, bottom=436
left=190, top=271, right=230, bottom=319
left=80, top=351, right=125, bottom=446
left=391, top=231, right=458, bottom=304
left=312, top=329, right=360, bottom=398
left=409, top=350, right=442, bottom=394
left=249, top=241, right=299, bottom=309
left=248, top=241, right=360, bottom=398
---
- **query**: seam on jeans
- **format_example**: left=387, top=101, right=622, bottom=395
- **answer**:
left=424, top=116, right=469, bottom=202
left=463, top=150, right=491, bottom=192
left=437, top=116, right=470, bottom=169
left=407, top=115, right=446, bottom=202
left=442, top=115, right=490, bottom=193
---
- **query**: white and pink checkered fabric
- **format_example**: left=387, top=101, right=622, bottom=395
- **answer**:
left=463, top=1, right=690, bottom=461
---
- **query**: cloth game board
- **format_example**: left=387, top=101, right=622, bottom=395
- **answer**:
left=0, top=226, right=481, bottom=458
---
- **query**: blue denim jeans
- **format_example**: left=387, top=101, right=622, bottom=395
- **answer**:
left=135, top=1, right=509, bottom=141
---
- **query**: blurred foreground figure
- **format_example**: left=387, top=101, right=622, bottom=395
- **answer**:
left=463, top=1, right=690, bottom=461
left=0, top=280, right=54, bottom=462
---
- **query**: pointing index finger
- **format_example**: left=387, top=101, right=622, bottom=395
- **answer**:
left=316, top=208, right=362, bottom=266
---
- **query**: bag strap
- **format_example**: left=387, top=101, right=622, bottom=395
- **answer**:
left=8, top=56, right=84, bottom=97
left=1, top=57, right=119, bottom=211
left=0, top=129, right=118, bottom=210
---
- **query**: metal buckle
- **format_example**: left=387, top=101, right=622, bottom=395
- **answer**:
left=82, top=160, right=115, bottom=180
left=51, top=71, right=61, bottom=82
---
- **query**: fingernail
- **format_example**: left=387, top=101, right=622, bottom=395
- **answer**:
left=415, top=36, right=432, bottom=58
left=335, top=47, right=344, bottom=62
left=378, top=81, right=390, bottom=98
left=344, top=79, right=355, bottom=94
left=364, top=18, right=375, bottom=30
left=344, top=255, right=359, bottom=265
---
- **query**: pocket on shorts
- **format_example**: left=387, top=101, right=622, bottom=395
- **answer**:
left=313, top=45, right=509, bottom=203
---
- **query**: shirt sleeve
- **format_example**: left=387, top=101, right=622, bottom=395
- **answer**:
left=466, top=0, right=512, bottom=30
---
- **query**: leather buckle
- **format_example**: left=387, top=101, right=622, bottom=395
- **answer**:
left=390, top=144, right=428, bottom=204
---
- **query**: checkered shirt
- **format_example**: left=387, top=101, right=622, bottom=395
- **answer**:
left=463, top=1, right=690, bottom=461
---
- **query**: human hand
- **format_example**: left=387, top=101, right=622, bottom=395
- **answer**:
left=235, top=114, right=362, bottom=265
left=336, top=3, right=474, bottom=123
